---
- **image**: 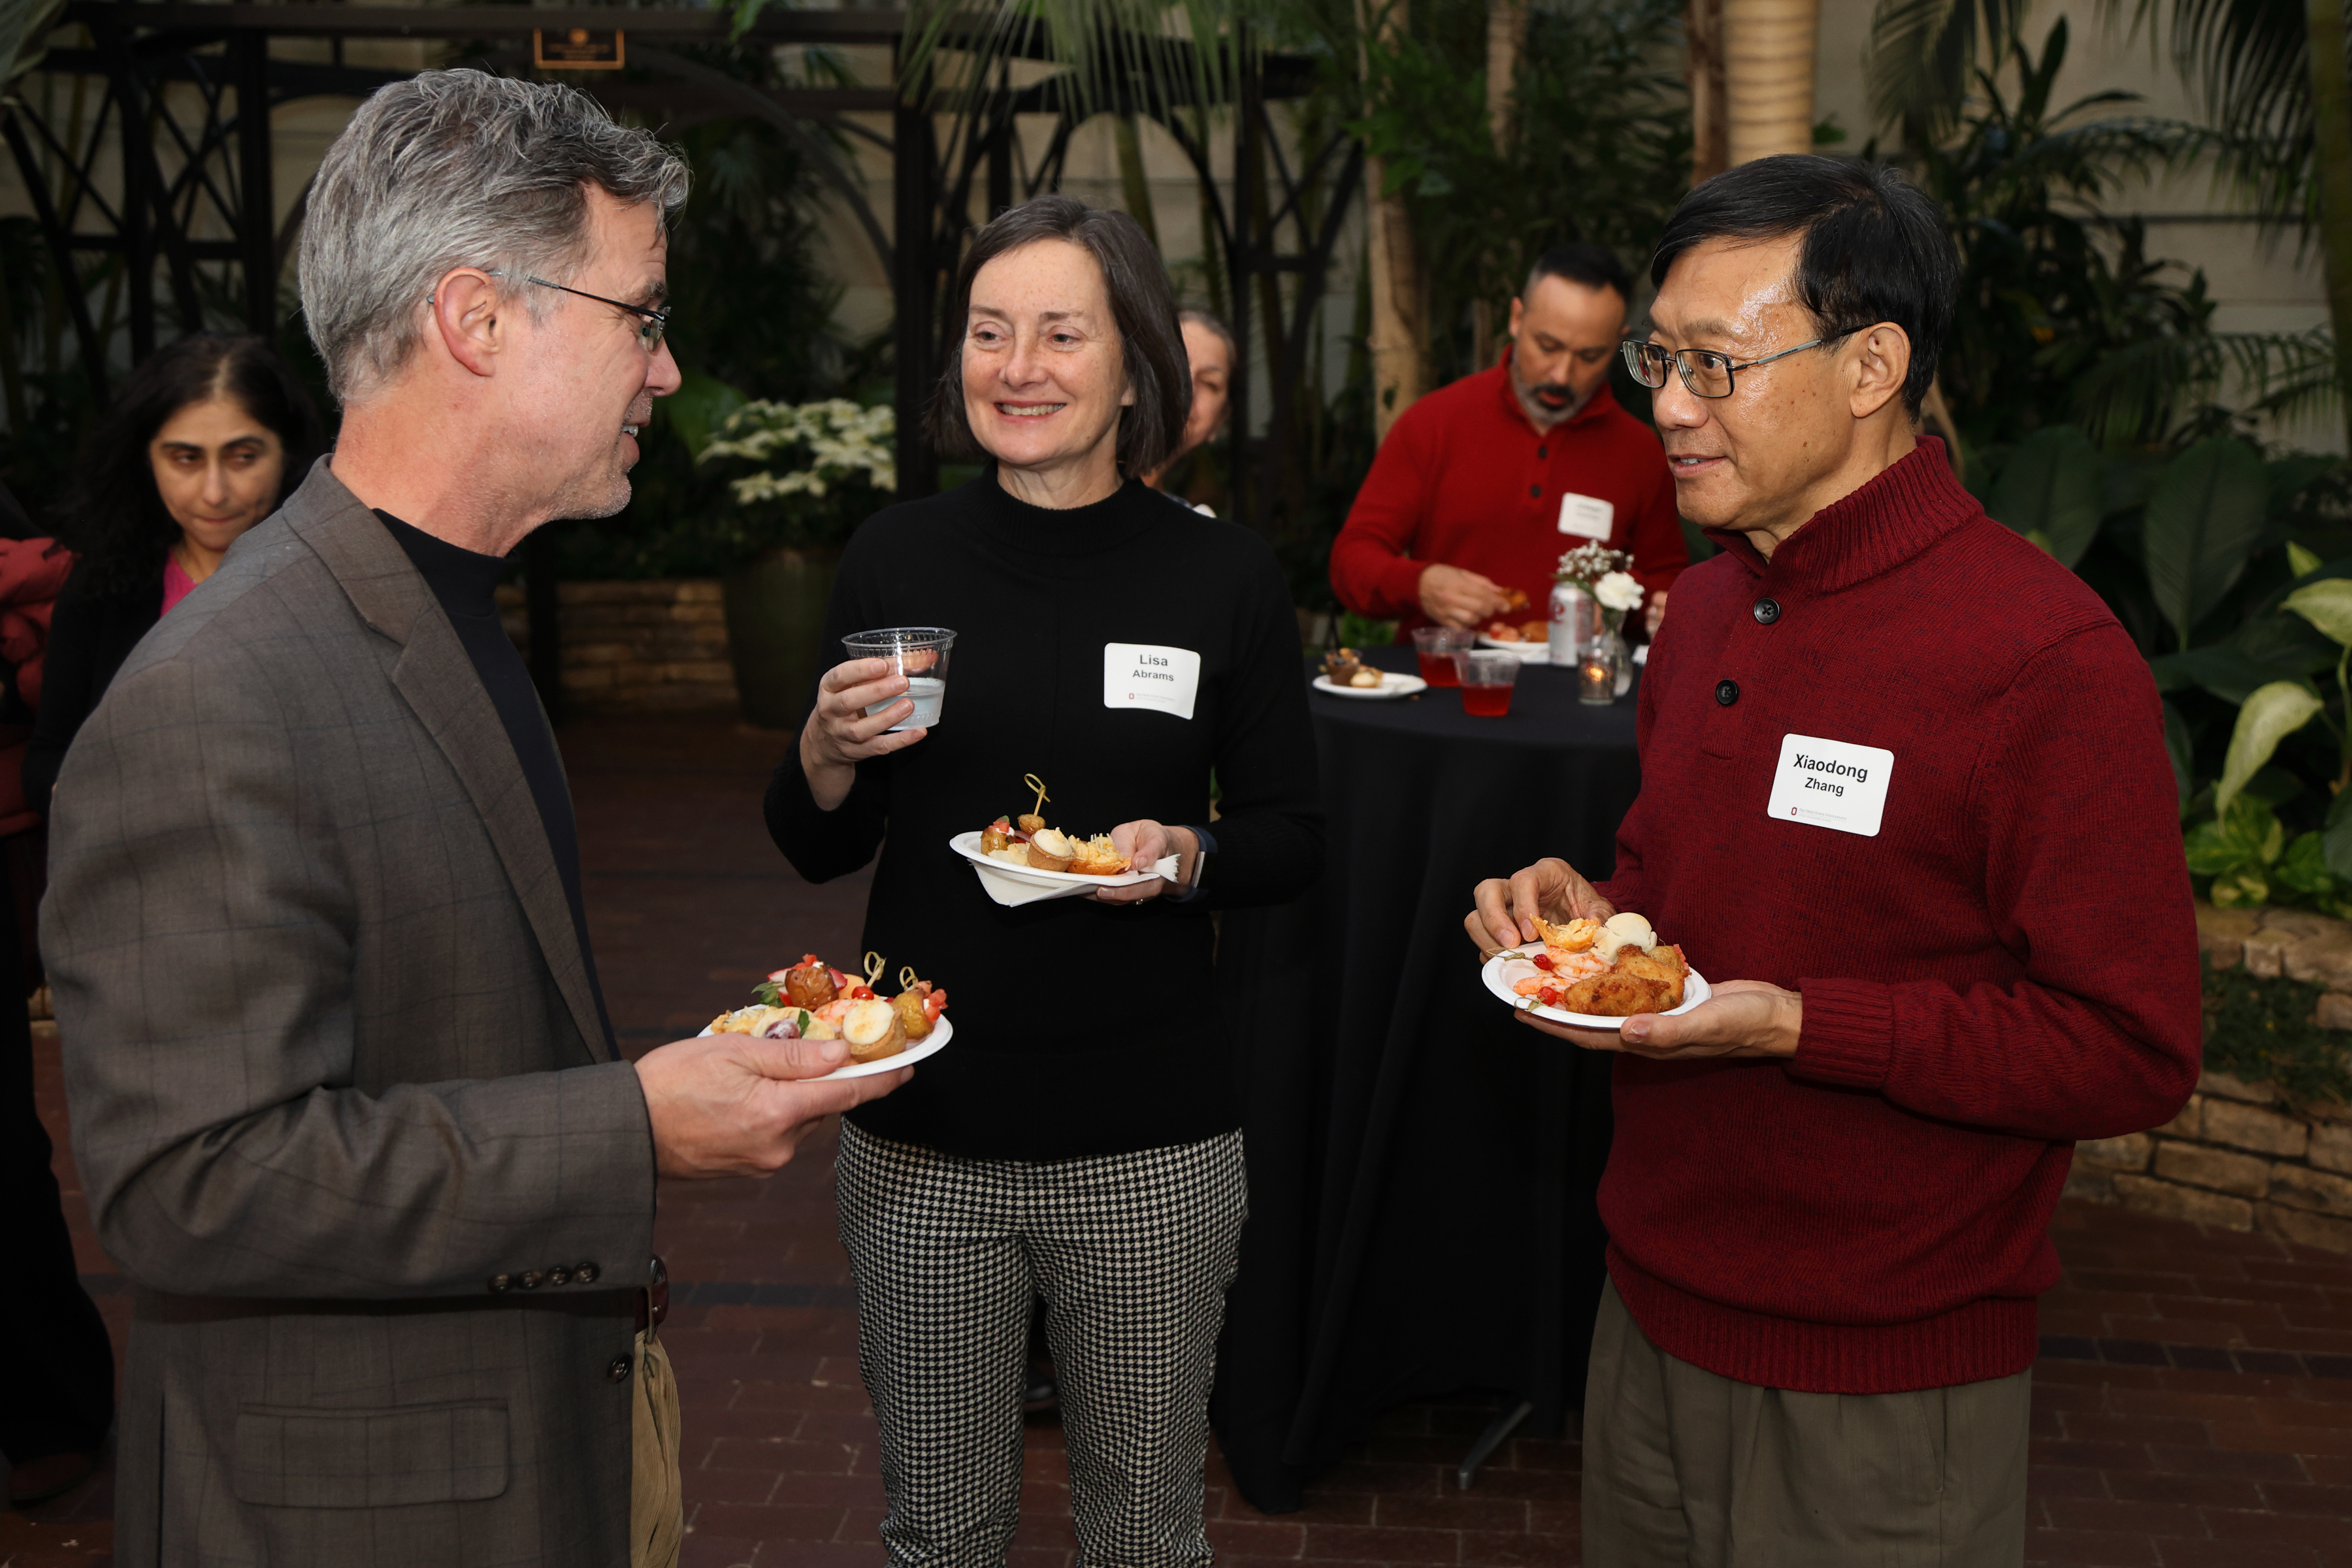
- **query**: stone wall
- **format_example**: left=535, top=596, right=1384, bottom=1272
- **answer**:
left=2066, top=903, right=2352, bottom=1252
left=497, top=580, right=738, bottom=715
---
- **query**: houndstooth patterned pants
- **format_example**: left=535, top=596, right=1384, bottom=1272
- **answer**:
left=835, top=1122, right=1248, bottom=1568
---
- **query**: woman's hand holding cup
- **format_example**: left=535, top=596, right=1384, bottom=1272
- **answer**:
left=801, top=657, right=928, bottom=811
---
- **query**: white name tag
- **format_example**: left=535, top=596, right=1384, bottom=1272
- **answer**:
left=1558, top=493, right=1614, bottom=540
left=1103, top=642, right=1201, bottom=721
left=1767, top=732, right=1894, bottom=837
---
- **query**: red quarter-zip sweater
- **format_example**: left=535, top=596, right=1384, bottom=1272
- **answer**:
left=1328, top=358, right=1688, bottom=636
left=1598, top=440, right=2201, bottom=1394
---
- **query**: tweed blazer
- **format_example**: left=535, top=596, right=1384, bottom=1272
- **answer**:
left=45, top=460, right=658, bottom=1567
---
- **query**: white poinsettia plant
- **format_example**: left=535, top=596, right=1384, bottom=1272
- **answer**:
left=698, top=399, right=897, bottom=508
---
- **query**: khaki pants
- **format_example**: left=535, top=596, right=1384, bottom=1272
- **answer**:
left=631, top=1327, right=683, bottom=1568
left=1581, top=1280, right=2029, bottom=1567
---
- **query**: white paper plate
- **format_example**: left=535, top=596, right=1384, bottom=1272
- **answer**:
left=1312, top=672, right=1428, bottom=700
left=698, top=1014, right=951, bottom=1079
left=1478, top=951, right=1711, bottom=1031
left=948, top=830, right=1171, bottom=887
left=1476, top=635, right=1551, bottom=663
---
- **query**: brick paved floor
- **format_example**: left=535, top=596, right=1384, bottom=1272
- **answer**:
left=9, top=715, right=2352, bottom=1567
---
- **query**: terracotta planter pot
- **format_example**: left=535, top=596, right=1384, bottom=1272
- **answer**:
left=721, top=548, right=840, bottom=730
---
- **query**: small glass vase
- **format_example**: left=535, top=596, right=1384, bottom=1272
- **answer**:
left=1578, top=626, right=1631, bottom=704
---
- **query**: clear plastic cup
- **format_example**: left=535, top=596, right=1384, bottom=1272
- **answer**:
left=843, top=627, right=955, bottom=732
left=1460, top=650, right=1520, bottom=717
left=1411, top=626, right=1474, bottom=688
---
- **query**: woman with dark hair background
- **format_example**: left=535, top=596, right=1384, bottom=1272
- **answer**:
left=24, top=333, right=325, bottom=807
left=768, top=195, right=1322, bottom=1567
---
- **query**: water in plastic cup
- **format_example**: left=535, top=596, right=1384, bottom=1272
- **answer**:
left=843, top=627, right=955, bottom=733
left=900, top=677, right=945, bottom=728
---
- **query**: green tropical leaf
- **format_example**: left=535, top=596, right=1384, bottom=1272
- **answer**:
left=2325, top=787, right=2352, bottom=881
left=2277, top=830, right=2336, bottom=897
left=2143, top=436, right=2272, bottom=647
left=664, top=372, right=749, bottom=460
left=2216, top=680, right=2325, bottom=811
left=1985, top=424, right=2105, bottom=566
left=2284, top=577, right=2352, bottom=647
left=2289, top=540, right=2325, bottom=577
left=2163, top=698, right=2195, bottom=809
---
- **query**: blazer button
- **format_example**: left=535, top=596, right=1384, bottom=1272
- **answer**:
left=489, top=1273, right=512, bottom=1294
left=607, top=1354, right=634, bottom=1383
left=1752, top=597, right=1782, bottom=625
left=574, top=1262, right=600, bottom=1286
left=519, top=1271, right=544, bottom=1290
left=547, top=1266, right=572, bottom=1287
left=1715, top=679, right=1740, bottom=707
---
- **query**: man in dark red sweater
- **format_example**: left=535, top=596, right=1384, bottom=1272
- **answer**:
left=1328, top=243, right=1688, bottom=638
left=1468, top=157, right=2200, bottom=1563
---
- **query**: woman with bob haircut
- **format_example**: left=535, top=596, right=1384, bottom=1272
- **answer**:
left=766, top=194, right=1322, bottom=1566
left=26, top=333, right=324, bottom=806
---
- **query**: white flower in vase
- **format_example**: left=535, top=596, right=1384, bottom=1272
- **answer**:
left=1593, top=571, right=1644, bottom=614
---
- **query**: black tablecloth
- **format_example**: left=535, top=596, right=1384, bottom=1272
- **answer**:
left=1211, top=643, right=1641, bottom=1513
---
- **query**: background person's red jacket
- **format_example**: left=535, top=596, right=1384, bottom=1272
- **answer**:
left=1328, top=359, right=1687, bottom=637
left=0, top=536, right=74, bottom=838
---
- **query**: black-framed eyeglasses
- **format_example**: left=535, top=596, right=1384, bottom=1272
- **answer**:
left=511, top=274, right=672, bottom=351
left=1619, top=335, right=1849, bottom=399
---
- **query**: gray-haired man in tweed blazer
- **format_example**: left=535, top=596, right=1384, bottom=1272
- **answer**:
left=42, top=72, right=907, bottom=1567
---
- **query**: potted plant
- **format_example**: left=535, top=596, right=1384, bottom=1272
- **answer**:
left=695, top=398, right=896, bottom=727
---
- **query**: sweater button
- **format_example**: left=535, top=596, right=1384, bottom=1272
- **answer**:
left=1752, top=597, right=1781, bottom=625
left=1715, top=679, right=1739, bottom=706
left=1537, top=445, right=1548, bottom=459
left=1528, top=484, right=1541, bottom=497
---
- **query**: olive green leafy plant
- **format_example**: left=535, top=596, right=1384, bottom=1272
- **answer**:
left=2185, top=568, right=2352, bottom=913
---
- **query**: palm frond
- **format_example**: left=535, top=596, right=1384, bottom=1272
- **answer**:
left=2103, top=0, right=2313, bottom=223
left=1865, top=0, right=2033, bottom=135
left=2071, top=325, right=2339, bottom=443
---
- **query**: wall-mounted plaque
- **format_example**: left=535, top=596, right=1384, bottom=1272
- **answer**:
left=534, top=28, right=625, bottom=70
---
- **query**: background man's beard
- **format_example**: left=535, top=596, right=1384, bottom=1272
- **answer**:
left=1511, top=359, right=1588, bottom=425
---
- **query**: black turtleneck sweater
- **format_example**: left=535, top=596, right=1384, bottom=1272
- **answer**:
left=766, top=475, right=1323, bottom=1160
left=377, top=512, right=613, bottom=1053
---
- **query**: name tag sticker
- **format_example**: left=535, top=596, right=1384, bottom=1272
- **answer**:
left=1767, top=732, right=1894, bottom=837
left=1558, top=493, right=1614, bottom=540
left=1103, top=642, right=1201, bottom=721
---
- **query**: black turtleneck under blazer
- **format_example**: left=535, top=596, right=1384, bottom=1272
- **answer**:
left=766, top=475, right=1324, bottom=1162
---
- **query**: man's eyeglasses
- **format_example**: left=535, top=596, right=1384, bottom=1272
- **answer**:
left=509, top=274, right=672, bottom=352
left=1619, top=335, right=1850, bottom=399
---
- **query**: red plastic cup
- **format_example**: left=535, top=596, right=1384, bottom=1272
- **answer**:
left=1460, top=651, right=1519, bottom=717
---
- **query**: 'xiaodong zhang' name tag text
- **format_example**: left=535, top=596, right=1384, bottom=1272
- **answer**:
left=1766, top=732, right=1893, bottom=837
left=1103, top=642, right=1201, bottom=721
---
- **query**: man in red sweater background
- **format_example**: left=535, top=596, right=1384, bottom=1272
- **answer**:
left=1467, top=157, right=2200, bottom=1563
left=1328, top=243, right=1688, bottom=638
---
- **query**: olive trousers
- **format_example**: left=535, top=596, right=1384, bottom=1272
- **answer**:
left=1580, top=1281, right=2031, bottom=1567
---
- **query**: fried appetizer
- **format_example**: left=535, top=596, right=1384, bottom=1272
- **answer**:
left=1017, top=813, right=1047, bottom=836
left=1554, top=943, right=1688, bottom=1017
left=841, top=997, right=909, bottom=1062
left=1025, top=827, right=1077, bottom=874
left=1322, top=647, right=1365, bottom=685
left=981, top=817, right=1013, bottom=854
left=776, top=954, right=838, bottom=1010
left=1533, top=915, right=1601, bottom=952
left=1068, top=834, right=1131, bottom=876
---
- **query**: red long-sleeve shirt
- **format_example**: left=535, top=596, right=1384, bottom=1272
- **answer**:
left=1328, top=359, right=1687, bottom=637
left=1597, top=440, right=2200, bottom=1394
